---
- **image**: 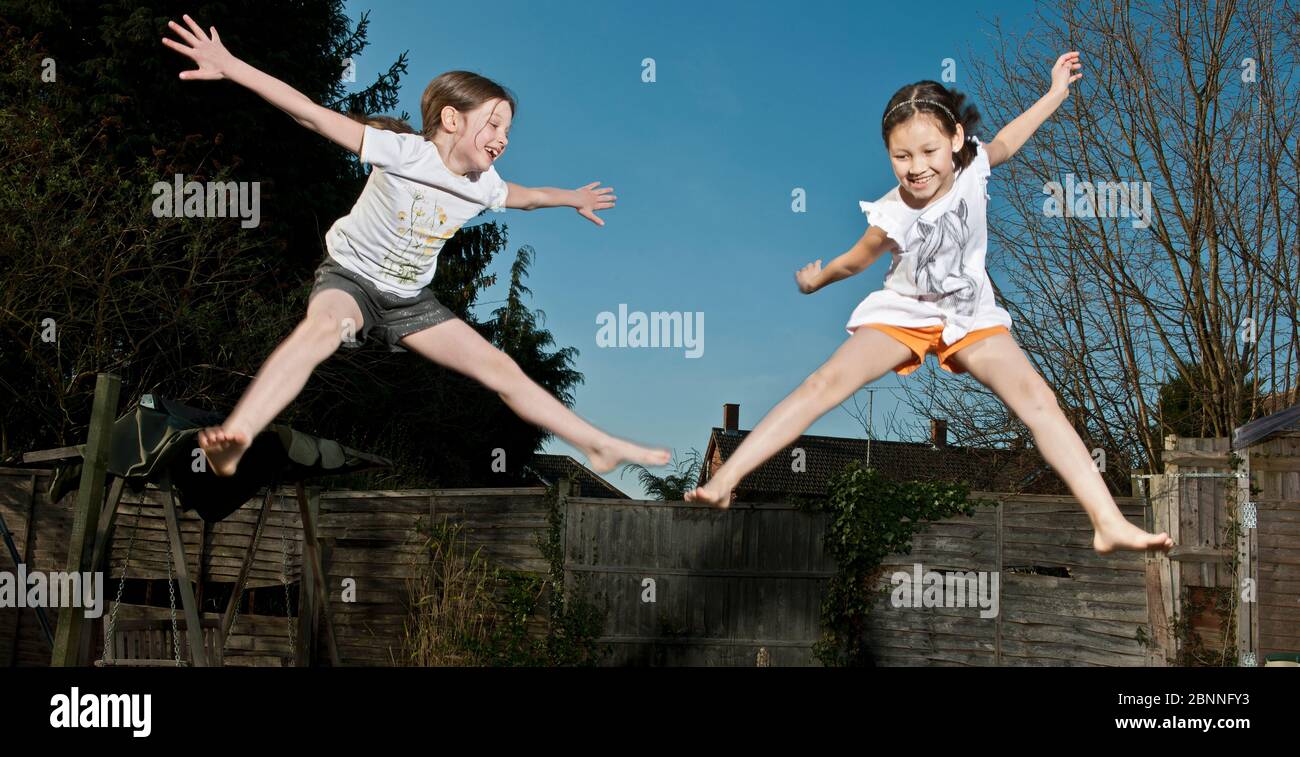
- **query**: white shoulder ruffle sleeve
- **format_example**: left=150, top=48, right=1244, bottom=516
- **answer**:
left=967, top=135, right=991, bottom=183
left=858, top=196, right=908, bottom=246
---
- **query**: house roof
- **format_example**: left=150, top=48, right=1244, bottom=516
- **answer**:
left=699, top=427, right=1076, bottom=501
left=523, top=453, right=631, bottom=499
left=1233, top=401, right=1300, bottom=450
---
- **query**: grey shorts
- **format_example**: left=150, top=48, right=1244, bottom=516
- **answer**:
left=308, top=257, right=457, bottom=352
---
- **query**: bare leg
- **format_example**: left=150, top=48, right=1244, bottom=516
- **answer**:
left=198, top=290, right=363, bottom=476
left=398, top=319, right=670, bottom=474
left=684, top=326, right=914, bottom=507
left=949, top=333, right=1173, bottom=554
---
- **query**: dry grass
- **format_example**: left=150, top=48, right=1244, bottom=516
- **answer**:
left=398, top=521, right=500, bottom=666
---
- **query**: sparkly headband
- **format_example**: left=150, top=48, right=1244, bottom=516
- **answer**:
left=885, top=97, right=955, bottom=124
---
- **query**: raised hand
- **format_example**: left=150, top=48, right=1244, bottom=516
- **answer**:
left=574, top=181, right=616, bottom=226
left=161, top=14, right=237, bottom=81
left=1049, top=51, right=1083, bottom=97
left=795, top=259, right=823, bottom=293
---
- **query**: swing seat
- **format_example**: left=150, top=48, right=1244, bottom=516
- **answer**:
left=95, top=618, right=226, bottom=667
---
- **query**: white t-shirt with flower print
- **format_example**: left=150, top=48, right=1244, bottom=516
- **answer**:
left=325, top=125, right=509, bottom=297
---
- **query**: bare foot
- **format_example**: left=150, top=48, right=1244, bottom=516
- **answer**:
left=584, top=436, right=671, bottom=474
left=684, top=480, right=736, bottom=508
left=197, top=425, right=252, bottom=477
left=1093, top=517, right=1174, bottom=554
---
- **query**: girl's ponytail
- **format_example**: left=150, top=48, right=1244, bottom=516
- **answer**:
left=881, top=80, right=982, bottom=171
left=347, top=113, right=418, bottom=135
left=948, top=87, right=981, bottom=170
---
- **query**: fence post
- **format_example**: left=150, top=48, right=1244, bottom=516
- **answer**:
left=1236, top=448, right=1257, bottom=666
left=51, top=372, right=120, bottom=667
left=557, top=478, right=572, bottom=601
left=296, top=482, right=338, bottom=666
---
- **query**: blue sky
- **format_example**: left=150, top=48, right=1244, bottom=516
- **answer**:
left=340, top=0, right=1042, bottom=497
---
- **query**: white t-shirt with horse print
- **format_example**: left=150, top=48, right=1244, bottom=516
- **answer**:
left=845, top=137, right=1012, bottom=345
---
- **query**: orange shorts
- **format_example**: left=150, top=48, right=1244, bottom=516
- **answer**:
left=858, top=323, right=1009, bottom=376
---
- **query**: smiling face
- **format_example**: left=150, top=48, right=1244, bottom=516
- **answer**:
left=457, top=98, right=512, bottom=173
left=886, top=113, right=964, bottom=206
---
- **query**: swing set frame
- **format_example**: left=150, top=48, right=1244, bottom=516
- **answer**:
left=38, top=373, right=380, bottom=667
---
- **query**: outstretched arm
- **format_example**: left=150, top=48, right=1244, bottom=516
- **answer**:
left=985, top=51, right=1082, bottom=168
left=161, top=14, right=364, bottom=155
left=795, top=226, right=897, bottom=294
left=505, top=181, right=615, bottom=226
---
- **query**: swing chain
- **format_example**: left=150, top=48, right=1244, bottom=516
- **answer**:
left=164, top=538, right=182, bottom=666
left=103, top=504, right=141, bottom=664
left=282, top=512, right=297, bottom=659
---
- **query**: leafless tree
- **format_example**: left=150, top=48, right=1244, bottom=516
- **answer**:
left=883, top=0, right=1298, bottom=477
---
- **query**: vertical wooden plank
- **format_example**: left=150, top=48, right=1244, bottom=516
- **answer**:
left=1147, top=469, right=1176, bottom=667
left=196, top=517, right=208, bottom=612
left=626, top=507, right=642, bottom=645
left=318, top=536, right=334, bottom=666
left=794, top=512, right=810, bottom=643
left=162, top=485, right=208, bottom=667
left=1207, top=437, right=1227, bottom=588
left=17, top=474, right=38, bottom=661
left=1188, top=438, right=1203, bottom=587
left=638, top=506, right=652, bottom=640
left=568, top=497, right=582, bottom=567
left=1216, top=437, right=1231, bottom=588
left=1251, top=447, right=1267, bottom=658
left=1164, top=472, right=1180, bottom=641
left=4, top=474, right=39, bottom=665
left=757, top=514, right=772, bottom=648
left=718, top=511, right=733, bottom=652
left=1208, top=438, right=1220, bottom=585
left=90, top=476, right=126, bottom=574
left=780, top=507, right=790, bottom=572
left=558, top=479, right=572, bottom=600
left=654, top=503, right=667, bottom=581
left=605, top=505, right=622, bottom=639
left=1193, top=438, right=1211, bottom=588
left=1144, top=556, right=1170, bottom=665
left=296, top=483, right=340, bottom=666
left=1139, top=471, right=1174, bottom=666
left=644, top=503, right=658, bottom=639
left=1168, top=436, right=1193, bottom=614
left=743, top=512, right=759, bottom=645
left=1248, top=521, right=1259, bottom=659
left=295, top=496, right=315, bottom=668
left=994, top=499, right=1002, bottom=666
left=702, top=512, right=722, bottom=645
left=1237, top=446, right=1254, bottom=665
left=51, top=372, right=120, bottom=667
left=631, top=499, right=646, bottom=573
left=785, top=512, right=795, bottom=650
left=1185, top=442, right=1201, bottom=595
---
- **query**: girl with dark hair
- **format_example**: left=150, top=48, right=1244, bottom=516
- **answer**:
left=687, top=53, right=1172, bottom=554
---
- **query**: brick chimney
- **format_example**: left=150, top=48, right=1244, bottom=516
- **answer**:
left=930, top=418, right=948, bottom=448
left=723, top=403, right=739, bottom=434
